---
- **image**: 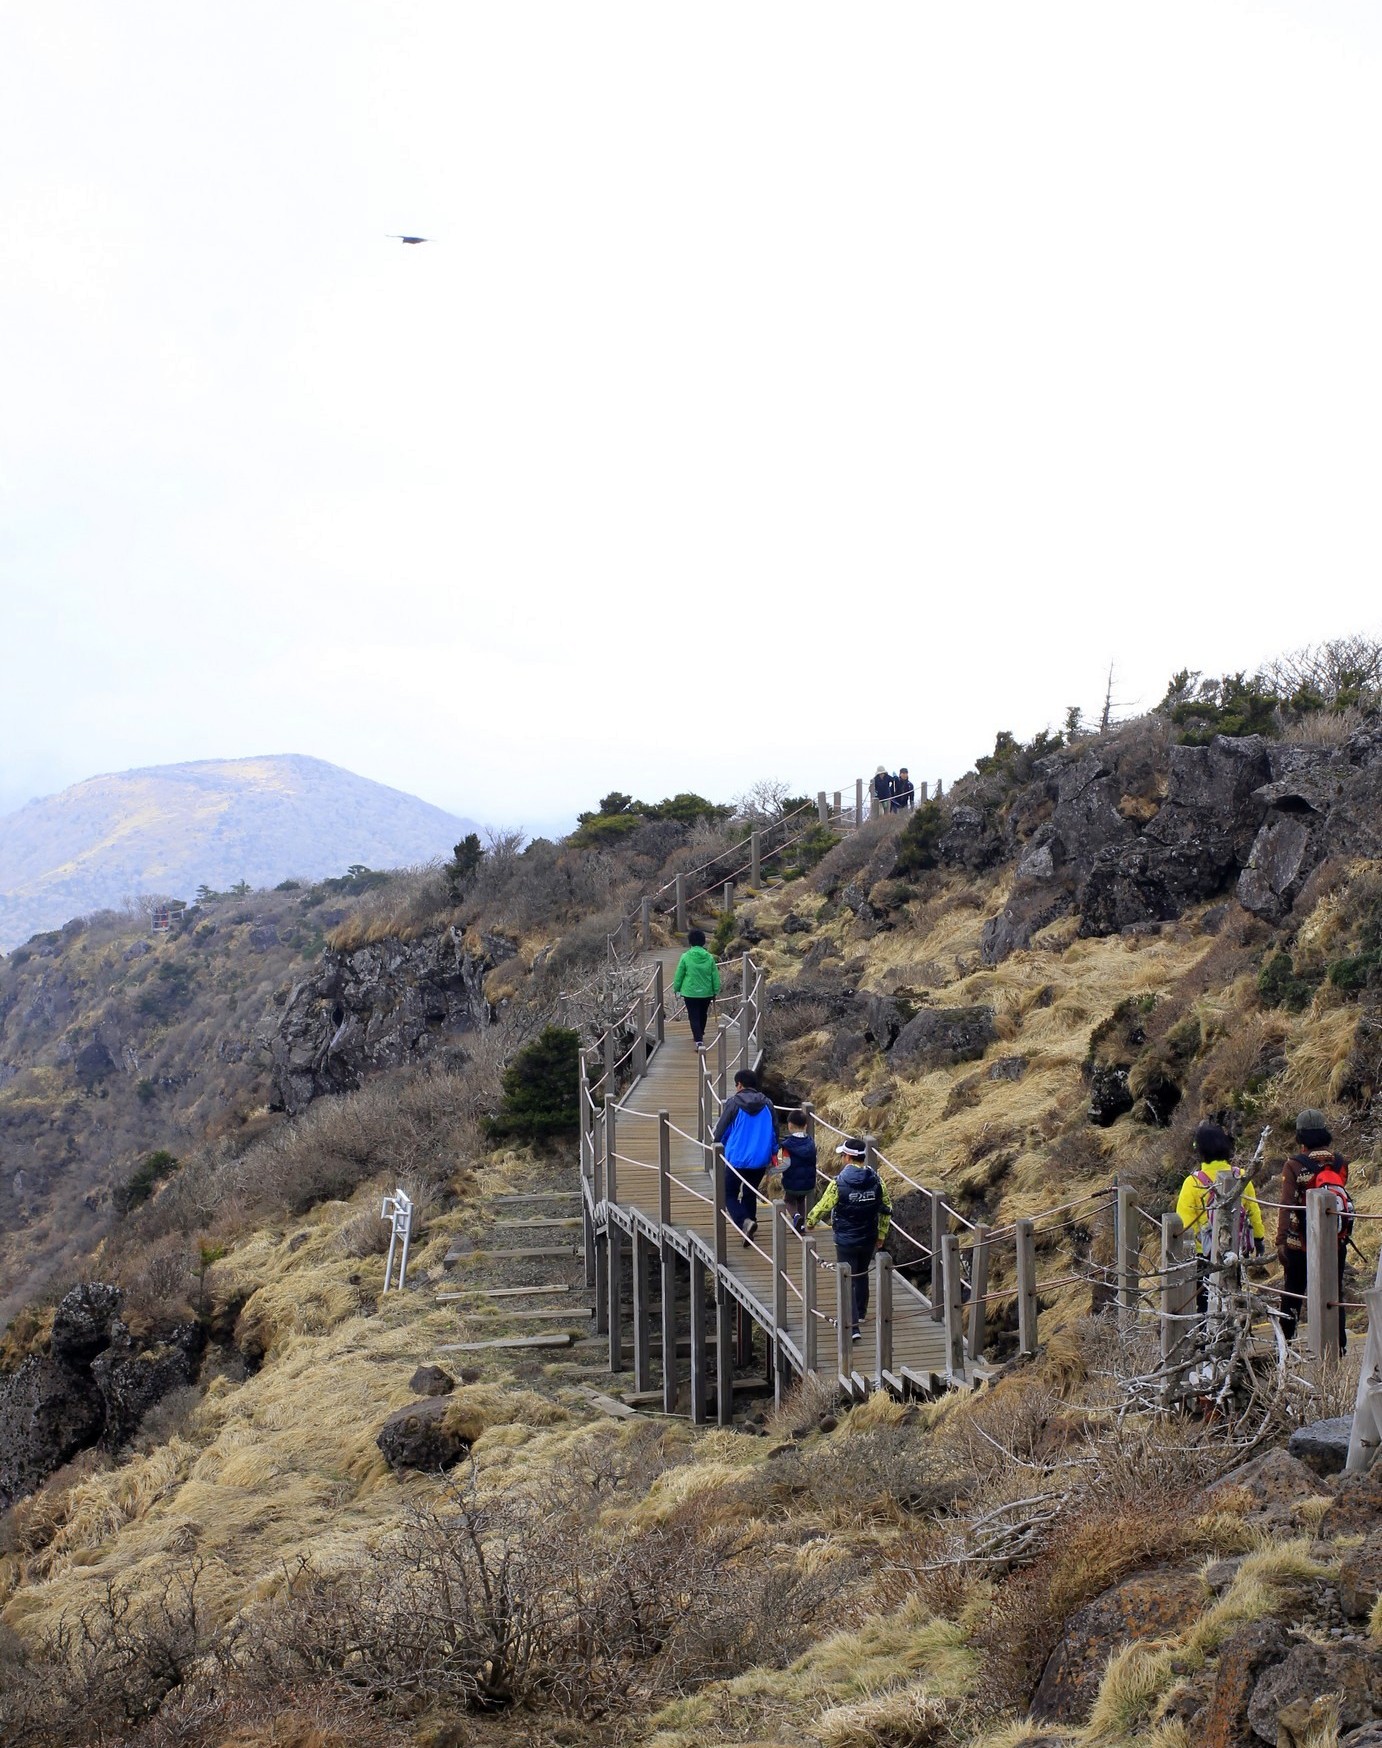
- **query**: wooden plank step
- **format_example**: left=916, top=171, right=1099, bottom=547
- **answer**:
left=581, top=1388, right=640, bottom=1419
left=493, top=1217, right=582, bottom=1229
left=493, top=1191, right=580, bottom=1204
left=437, top=1333, right=576, bottom=1353
left=464, top=1308, right=593, bottom=1322
left=438, top=1284, right=573, bottom=1300
left=445, top=1246, right=581, bottom=1263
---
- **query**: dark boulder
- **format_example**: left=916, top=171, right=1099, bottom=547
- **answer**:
left=1088, top=1064, right=1134, bottom=1126
left=408, top=1364, right=456, bottom=1397
left=1030, top=1566, right=1205, bottom=1723
left=1249, top=1645, right=1382, bottom=1743
left=0, top=1354, right=104, bottom=1510
left=51, top=1282, right=124, bottom=1365
left=1340, top=1529, right=1382, bottom=1620
left=1322, top=1472, right=1382, bottom=1538
left=72, top=1037, right=117, bottom=1089
left=1288, top=1416, right=1354, bottom=1477
left=91, top=1321, right=204, bottom=1446
left=377, top=1396, right=478, bottom=1473
left=1199, top=1620, right=1293, bottom=1748
left=890, top=1007, right=996, bottom=1072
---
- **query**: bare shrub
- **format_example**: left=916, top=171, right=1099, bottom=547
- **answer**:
left=770, top=998, right=833, bottom=1044
left=811, top=817, right=904, bottom=899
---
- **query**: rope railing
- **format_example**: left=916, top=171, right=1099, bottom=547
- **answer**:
left=582, top=867, right=1259, bottom=1414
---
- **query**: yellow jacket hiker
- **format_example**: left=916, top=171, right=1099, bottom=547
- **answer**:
left=806, top=1138, right=892, bottom=1342
left=1175, top=1121, right=1266, bottom=1257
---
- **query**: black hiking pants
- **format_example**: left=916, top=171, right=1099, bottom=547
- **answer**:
left=1280, top=1244, right=1347, bottom=1351
left=684, top=996, right=711, bottom=1044
left=834, top=1241, right=875, bottom=1331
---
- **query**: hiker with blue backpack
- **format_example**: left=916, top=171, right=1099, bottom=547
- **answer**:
left=713, top=1068, right=778, bottom=1245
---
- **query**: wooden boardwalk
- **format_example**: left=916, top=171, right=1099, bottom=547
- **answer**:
left=582, top=947, right=948, bottom=1422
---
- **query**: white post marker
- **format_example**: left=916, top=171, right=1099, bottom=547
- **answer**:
left=380, top=1187, right=413, bottom=1292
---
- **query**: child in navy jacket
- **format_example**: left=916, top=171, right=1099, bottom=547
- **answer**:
left=777, top=1110, right=819, bottom=1232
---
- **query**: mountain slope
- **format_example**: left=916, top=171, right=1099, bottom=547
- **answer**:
left=0, top=756, right=479, bottom=949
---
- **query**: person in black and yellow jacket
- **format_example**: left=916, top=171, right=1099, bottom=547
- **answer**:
left=807, top=1137, right=891, bottom=1342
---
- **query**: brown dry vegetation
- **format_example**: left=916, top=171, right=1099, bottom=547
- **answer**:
left=9, top=744, right=1382, bottom=1747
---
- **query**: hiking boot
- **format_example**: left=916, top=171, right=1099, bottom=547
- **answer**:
left=745, top=1219, right=758, bottom=1242
left=851, top=1326, right=862, bottom=1343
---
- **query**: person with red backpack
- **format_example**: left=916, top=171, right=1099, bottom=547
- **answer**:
left=1276, top=1108, right=1353, bottom=1351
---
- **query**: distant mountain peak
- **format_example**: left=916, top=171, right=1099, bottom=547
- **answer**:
left=0, top=756, right=479, bottom=950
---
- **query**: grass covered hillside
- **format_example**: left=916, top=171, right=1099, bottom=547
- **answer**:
left=7, top=656, right=1382, bottom=1748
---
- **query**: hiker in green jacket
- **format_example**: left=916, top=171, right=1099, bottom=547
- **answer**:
left=672, top=928, right=720, bottom=1050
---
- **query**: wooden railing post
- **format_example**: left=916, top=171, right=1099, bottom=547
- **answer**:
left=751, top=829, right=762, bottom=888
left=594, top=1228, right=609, bottom=1334
left=605, top=1097, right=622, bottom=1371
left=603, top=1026, right=615, bottom=1095
left=941, top=1234, right=965, bottom=1383
left=817, top=790, right=828, bottom=824
left=715, top=1280, right=734, bottom=1427
left=689, top=1256, right=707, bottom=1425
left=675, top=872, right=687, bottom=934
left=803, top=1233, right=819, bottom=1372
left=870, top=785, right=880, bottom=820
left=653, top=961, right=665, bottom=1045
left=1116, top=1184, right=1139, bottom=1324
left=712, top=1144, right=728, bottom=1269
left=593, top=1107, right=605, bottom=1206
left=1160, top=1213, right=1194, bottom=1373
left=640, top=896, right=652, bottom=951
left=875, top=1250, right=893, bottom=1386
left=716, top=1028, right=728, bottom=1104
left=1307, top=1187, right=1342, bottom=1365
left=634, top=992, right=647, bottom=1078
left=723, top=879, right=734, bottom=916
left=836, top=1261, right=852, bottom=1384
left=697, top=1059, right=708, bottom=1148
left=772, top=1202, right=788, bottom=1410
left=854, top=776, right=864, bottom=828
left=1345, top=1251, right=1382, bottom=1473
left=658, top=1110, right=672, bottom=1227
left=930, top=1192, right=946, bottom=1320
left=967, top=1222, right=990, bottom=1363
left=833, top=789, right=842, bottom=821
left=632, top=1229, right=653, bottom=1392
left=1016, top=1218, right=1038, bottom=1357
left=661, top=1240, right=680, bottom=1414
left=804, top=1100, right=815, bottom=1142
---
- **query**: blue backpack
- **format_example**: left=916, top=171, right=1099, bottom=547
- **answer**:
left=725, top=1104, right=776, bottom=1170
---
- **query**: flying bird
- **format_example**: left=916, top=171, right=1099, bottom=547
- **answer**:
left=388, top=234, right=429, bottom=244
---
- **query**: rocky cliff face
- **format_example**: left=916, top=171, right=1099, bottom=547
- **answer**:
left=964, top=724, right=1382, bottom=963
left=271, top=926, right=516, bottom=1114
left=0, top=1283, right=202, bottom=1509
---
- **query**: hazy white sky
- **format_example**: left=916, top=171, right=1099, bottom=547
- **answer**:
left=3, top=1, right=1380, bottom=833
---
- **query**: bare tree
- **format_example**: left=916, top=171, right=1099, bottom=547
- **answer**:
left=1260, top=634, right=1382, bottom=709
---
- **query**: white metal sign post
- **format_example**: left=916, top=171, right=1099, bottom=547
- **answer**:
left=381, top=1187, right=413, bottom=1293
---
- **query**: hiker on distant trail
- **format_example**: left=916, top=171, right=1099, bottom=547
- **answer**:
left=807, top=1136, right=891, bottom=1343
left=1175, top=1121, right=1267, bottom=1260
left=713, top=1068, right=778, bottom=1245
left=672, top=928, right=720, bottom=1051
left=872, top=767, right=895, bottom=811
left=892, top=768, right=915, bottom=812
left=1276, top=1108, right=1352, bottom=1351
left=775, top=1109, right=818, bottom=1233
